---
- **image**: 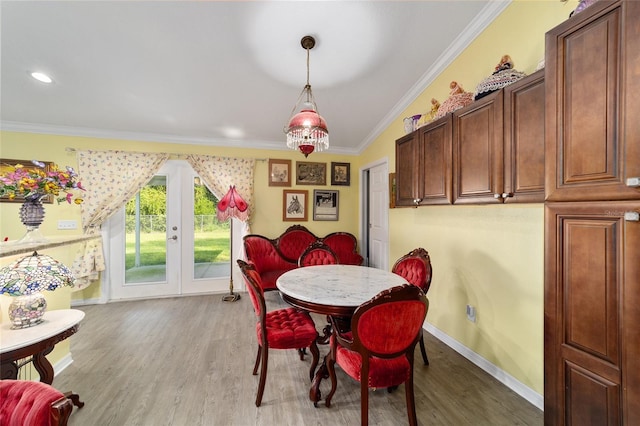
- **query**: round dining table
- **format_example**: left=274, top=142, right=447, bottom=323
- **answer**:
left=276, top=264, right=409, bottom=405
left=276, top=264, right=409, bottom=317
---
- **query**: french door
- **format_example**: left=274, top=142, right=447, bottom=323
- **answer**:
left=108, top=160, right=234, bottom=300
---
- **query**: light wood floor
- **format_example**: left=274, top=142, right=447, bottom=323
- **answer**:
left=54, top=292, right=543, bottom=426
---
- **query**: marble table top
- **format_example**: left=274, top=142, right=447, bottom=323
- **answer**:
left=276, top=264, right=408, bottom=308
left=0, top=309, right=85, bottom=353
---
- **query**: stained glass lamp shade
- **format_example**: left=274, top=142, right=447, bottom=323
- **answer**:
left=0, top=251, right=75, bottom=329
left=216, top=186, right=249, bottom=302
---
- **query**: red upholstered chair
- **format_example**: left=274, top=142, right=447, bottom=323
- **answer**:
left=324, top=285, right=428, bottom=426
left=276, top=225, right=318, bottom=263
left=322, top=232, right=364, bottom=265
left=237, top=259, right=320, bottom=407
left=0, top=380, right=74, bottom=426
left=391, top=247, right=433, bottom=365
left=298, top=241, right=338, bottom=267
left=243, top=234, right=296, bottom=291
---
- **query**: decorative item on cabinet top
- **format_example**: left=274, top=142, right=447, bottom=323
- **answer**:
left=473, top=55, right=526, bottom=101
left=434, top=81, right=474, bottom=119
left=570, top=0, right=599, bottom=17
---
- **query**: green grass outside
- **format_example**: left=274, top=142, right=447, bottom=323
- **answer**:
left=125, top=230, right=229, bottom=269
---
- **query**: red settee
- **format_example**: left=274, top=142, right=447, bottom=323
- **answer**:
left=243, top=225, right=364, bottom=291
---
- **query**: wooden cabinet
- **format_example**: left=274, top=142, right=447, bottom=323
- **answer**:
left=545, top=1, right=640, bottom=203
left=395, top=115, right=452, bottom=206
left=395, top=71, right=545, bottom=207
left=452, top=91, right=504, bottom=204
left=452, top=71, right=545, bottom=204
left=544, top=1, right=640, bottom=424
left=544, top=201, right=640, bottom=425
left=503, top=69, right=545, bottom=203
left=395, top=131, right=419, bottom=207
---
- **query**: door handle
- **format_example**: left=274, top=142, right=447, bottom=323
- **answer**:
left=624, top=212, right=640, bottom=222
left=168, top=235, right=178, bottom=241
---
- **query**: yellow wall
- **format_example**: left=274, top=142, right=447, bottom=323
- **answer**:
left=357, top=0, right=578, bottom=396
left=0, top=131, right=361, bottom=300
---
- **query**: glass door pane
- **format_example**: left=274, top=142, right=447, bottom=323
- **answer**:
left=125, top=175, right=168, bottom=284
left=192, top=179, right=229, bottom=279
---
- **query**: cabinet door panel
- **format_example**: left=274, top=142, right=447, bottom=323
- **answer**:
left=545, top=1, right=640, bottom=201
left=395, top=132, right=418, bottom=207
left=503, top=70, right=545, bottom=203
left=419, top=116, right=452, bottom=204
left=545, top=201, right=640, bottom=424
left=565, top=362, right=620, bottom=425
left=453, top=92, right=503, bottom=204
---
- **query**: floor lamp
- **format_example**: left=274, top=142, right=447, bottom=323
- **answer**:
left=216, top=185, right=248, bottom=302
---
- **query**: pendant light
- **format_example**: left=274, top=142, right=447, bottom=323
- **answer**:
left=284, top=35, right=329, bottom=157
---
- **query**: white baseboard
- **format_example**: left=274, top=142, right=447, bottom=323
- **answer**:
left=53, top=353, right=74, bottom=378
left=71, top=297, right=103, bottom=307
left=425, top=323, right=544, bottom=411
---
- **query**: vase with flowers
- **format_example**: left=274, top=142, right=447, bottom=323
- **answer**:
left=0, top=160, right=85, bottom=244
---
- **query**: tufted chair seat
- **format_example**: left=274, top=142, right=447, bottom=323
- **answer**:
left=259, top=308, right=319, bottom=349
left=322, top=232, right=364, bottom=265
left=0, top=380, right=74, bottom=426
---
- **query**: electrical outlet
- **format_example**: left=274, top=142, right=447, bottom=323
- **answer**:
left=57, top=220, right=78, bottom=230
left=466, top=304, right=476, bottom=323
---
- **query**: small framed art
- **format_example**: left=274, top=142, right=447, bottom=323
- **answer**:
left=268, top=159, right=291, bottom=187
left=0, top=159, right=54, bottom=203
left=296, top=161, right=326, bottom=185
left=331, top=162, right=350, bottom=186
left=283, top=189, right=308, bottom=221
left=313, top=189, right=339, bottom=221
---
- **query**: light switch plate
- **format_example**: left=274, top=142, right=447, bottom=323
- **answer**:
left=57, top=220, right=78, bottom=230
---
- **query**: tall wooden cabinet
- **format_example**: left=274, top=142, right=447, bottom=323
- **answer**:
left=544, top=1, right=640, bottom=424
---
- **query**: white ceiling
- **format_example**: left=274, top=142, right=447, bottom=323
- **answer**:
left=1, top=1, right=509, bottom=155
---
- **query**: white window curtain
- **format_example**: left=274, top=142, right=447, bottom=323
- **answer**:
left=71, top=150, right=169, bottom=290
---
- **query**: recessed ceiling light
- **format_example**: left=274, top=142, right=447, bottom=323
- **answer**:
left=31, top=72, right=53, bottom=83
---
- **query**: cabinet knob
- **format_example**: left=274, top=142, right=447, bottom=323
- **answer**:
left=413, top=198, right=422, bottom=207
left=627, top=177, right=640, bottom=188
left=502, top=193, right=513, bottom=198
left=494, top=193, right=501, bottom=199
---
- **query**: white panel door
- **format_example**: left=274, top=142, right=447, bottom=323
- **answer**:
left=367, top=162, right=389, bottom=270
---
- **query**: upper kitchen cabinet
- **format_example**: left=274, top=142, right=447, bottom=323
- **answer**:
left=395, top=115, right=453, bottom=207
left=395, top=130, right=420, bottom=207
left=503, top=69, right=546, bottom=203
left=452, top=90, right=504, bottom=204
left=545, top=0, right=640, bottom=202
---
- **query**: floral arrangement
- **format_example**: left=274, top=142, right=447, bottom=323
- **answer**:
left=0, top=160, right=85, bottom=204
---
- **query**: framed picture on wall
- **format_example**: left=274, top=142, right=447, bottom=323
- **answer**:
left=313, top=189, right=339, bottom=221
left=268, top=159, right=291, bottom=187
left=283, top=189, right=308, bottom=221
left=296, top=161, right=326, bottom=185
left=331, top=162, right=350, bottom=186
left=0, top=159, right=54, bottom=203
